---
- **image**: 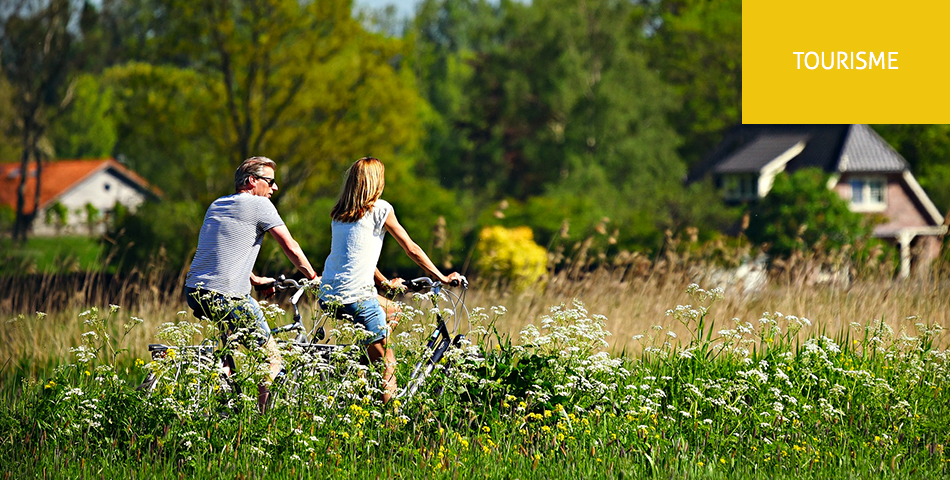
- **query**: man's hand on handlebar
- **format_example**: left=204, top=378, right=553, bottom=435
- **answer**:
left=251, top=275, right=277, bottom=298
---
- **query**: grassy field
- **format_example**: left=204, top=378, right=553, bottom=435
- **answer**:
left=1, top=263, right=949, bottom=478
left=0, top=236, right=109, bottom=275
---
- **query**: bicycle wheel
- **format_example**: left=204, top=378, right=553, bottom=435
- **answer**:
left=138, top=345, right=240, bottom=415
left=267, top=343, right=353, bottom=411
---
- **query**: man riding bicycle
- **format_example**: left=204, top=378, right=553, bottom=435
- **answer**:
left=184, top=156, right=318, bottom=412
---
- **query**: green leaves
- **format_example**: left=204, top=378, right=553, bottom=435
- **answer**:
left=48, top=74, right=117, bottom=159
left=746, top=168, right=874, bottom=259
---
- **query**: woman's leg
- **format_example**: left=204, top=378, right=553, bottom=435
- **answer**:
left=377, top=294, right=402, bottom=332
left=365, top=337, right=397, bottom=403
left=341, top=298, right=397, bottom=403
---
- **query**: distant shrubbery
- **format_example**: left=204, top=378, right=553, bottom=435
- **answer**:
left=747, top=168, right=877, bottom=260
left=475, top=225, right=548, bottom=291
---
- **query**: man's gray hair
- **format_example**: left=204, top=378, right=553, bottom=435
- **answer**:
left=234, top=156, right=276, bottom=191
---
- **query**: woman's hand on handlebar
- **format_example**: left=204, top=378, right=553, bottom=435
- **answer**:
left=383, top=277, right=406, bottom=293
left=443, top=272, right=466, bottom=287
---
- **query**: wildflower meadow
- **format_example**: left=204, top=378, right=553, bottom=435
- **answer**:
left=1, top=283, right=949, bottom=479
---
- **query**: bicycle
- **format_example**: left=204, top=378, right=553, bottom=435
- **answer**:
left=138, top=275, right=473, bottom=412
left=266, top=275, right=473, bottom=409
left=397, top=276, right=471, bottom=398
left=136, top=277, right=326, bottom=413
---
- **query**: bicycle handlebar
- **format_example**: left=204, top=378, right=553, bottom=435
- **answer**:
left=405, top=275, right=468, bottom=292
left=256, top=274, right=466, bottom=293
left=254, top=275, right=320, bottom=292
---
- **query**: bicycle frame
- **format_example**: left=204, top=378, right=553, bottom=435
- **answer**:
left=399, top=277, right=469, bottom=398
left=139, top=275, right=471, bottom=406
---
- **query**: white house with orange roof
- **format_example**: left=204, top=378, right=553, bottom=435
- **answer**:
left=0, top=158, right=161, bottom=236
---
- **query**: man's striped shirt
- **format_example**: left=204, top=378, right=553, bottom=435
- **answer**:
left=186, top=193, right=284, bottom=296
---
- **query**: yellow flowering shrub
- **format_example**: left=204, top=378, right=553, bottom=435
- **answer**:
left=474, top=226, right=547, bottom=291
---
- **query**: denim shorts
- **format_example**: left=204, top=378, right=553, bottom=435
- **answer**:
left=185, top=287, right=271, bottom=345
left=319, top=297, right=388, bottom=344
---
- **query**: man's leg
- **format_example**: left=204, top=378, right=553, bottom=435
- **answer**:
left=232, top=296, right=282, bottom=412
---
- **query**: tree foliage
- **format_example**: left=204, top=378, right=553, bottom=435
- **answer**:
left=48, top=74, right=117, bottom=159
left=645, top=0, right=742, bottom=167
left=127, top=0, right=428, bottom=206
left=102, top=62, right=227, bottom=203
left=411, top=0, right=697, bottom=251
left=1, top=0, right=77, bottom=240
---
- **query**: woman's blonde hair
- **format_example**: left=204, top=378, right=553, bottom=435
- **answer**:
left=331, top=157, right=386, bottom=223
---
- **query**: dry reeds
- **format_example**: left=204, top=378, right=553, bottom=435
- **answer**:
left=3, top=234, right=948, bottom=367
left=466, top=233, right=950, bottom=352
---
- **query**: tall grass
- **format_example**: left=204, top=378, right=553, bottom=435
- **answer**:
left=3, top=243, right=949, bottom=378
left=469, top=239, right=950, bottom=352
left=1, top=282, right=948, bottom=478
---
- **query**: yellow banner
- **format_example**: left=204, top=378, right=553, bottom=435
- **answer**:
left=743, top=0, right=950, bottom=123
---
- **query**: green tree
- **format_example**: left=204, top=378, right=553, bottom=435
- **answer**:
left=78, top=0, right=429, bottom=210
left=102, top=62, right=227, bottom=203
left=136, top=0, right=428, bottom=204
left=98, top=0, right=449, bottom=274
left=645, top=0, right=742, bottom=167
left=413, top=0, right=686, bottom=250
left=1, top=0, right=78, bottom=240
left=49, top=74, right=117, bottom=159
left=746, top=168, right=873, bottom=259
left=410, top=0, right=504, bottom=191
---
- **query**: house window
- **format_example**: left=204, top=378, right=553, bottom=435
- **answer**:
left=849, top=176, right=886, bottom=210
left=723, top=174, right=758, bottom=200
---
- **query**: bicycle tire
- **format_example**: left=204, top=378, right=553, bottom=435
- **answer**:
left=138, top=346, right=242, bottom=415
left=266, top=343, right=348, bottom=411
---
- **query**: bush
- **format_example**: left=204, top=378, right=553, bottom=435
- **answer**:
left=746, top=168, right=873, bottom=258
left=108, top=200, right=205, bottom=273
left=474, top=225, right=547, bottom=291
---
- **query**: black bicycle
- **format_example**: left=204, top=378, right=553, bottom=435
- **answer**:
left=398, top=276, right=471, bottom=398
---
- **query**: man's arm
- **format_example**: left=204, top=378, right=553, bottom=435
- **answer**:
left=268, top=225, right=318, bottom=280
left=250, top=272, right=275, bottom=285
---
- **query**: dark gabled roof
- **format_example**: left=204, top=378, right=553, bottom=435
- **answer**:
left=688, top=124, right=908, bottom=182
left=712, top=133, right=807, bottom=174
left=838, top=124, right=908, bottom=172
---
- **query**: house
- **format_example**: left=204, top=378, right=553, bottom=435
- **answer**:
left=0, top=158, right=162, bottom=236
left=688, top=124, right=946, bottom=277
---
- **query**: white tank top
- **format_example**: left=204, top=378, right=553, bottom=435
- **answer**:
left=319, top=199, right=393, bottom=304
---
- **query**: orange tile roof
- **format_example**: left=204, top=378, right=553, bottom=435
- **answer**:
left=0, top=158, right=161, bottom=214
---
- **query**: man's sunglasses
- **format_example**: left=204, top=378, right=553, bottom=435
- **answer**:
left=254, top=174, right=276, bottom=186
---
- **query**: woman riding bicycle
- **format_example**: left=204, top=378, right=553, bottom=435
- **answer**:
left=319, top=156, right=462, bottom=403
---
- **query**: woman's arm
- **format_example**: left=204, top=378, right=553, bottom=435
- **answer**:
left=375, top=268, right=404, bottom=292
left=384, top=210, right=460, bottom=284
